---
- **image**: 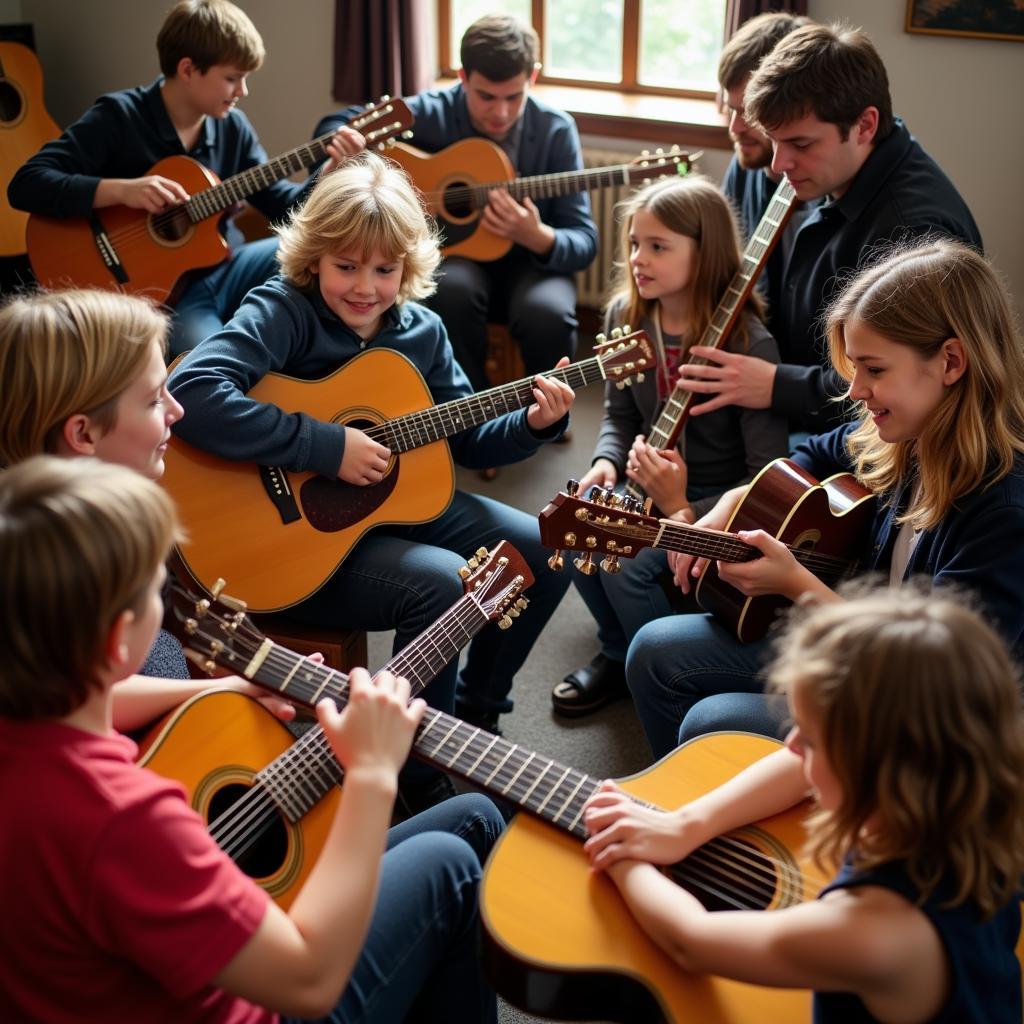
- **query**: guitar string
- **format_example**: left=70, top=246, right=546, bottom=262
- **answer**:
left=208, top=599, right=489, bottom=859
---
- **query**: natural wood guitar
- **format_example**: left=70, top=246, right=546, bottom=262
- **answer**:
left=162, top=330, right=654, bottom=612
left=24, top=98, right=412, bottom=302
left=627, top=178, right=797, bottom=504
left=387, top=138, right=693, bottom=261
left=0, top=42, right=59, bottom=257
left=540, top=458, right=875, bottom=642
left=170, top=587, right=812, bottom=1022
left=142, top=543, right=531, bottom=908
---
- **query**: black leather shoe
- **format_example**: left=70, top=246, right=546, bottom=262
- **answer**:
left=551, top=653, right=628, bottom=718
left=396, top=773, right=458, bottom=818
left=455, top=701, right=502, bottom=736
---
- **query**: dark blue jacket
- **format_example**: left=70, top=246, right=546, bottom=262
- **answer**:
left=815, top=858, right=1021, bottom=1023
left=735, top=121, right=981, bottom=434
left=792, top=424, right=1024, bottom=661
left=8, top=78, right=308, bottom=232
left=168, top=275, right=563, bottom=475
left=315, top=83, right=598, bottom=275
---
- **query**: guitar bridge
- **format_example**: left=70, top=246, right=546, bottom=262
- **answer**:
left=88, top=214, right=128, bottom=284
left=259, top=466, right=302, bottom=525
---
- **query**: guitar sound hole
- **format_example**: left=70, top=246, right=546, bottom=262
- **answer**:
left=441, top=180, right=477, bottom=219
left=668, top=837, right=779, bottom=912
left=0, top=81, right=23, bottom=124
left=208, top=782, right=288, bottom=879
left=151, top=206, right=193, bottom=243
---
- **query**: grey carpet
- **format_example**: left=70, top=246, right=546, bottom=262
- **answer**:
left=367, top=383, right=654, bottom=1024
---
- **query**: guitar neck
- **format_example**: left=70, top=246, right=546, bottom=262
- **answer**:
left=253, top=592, right=491, bottom=820
left=496, top=162, right=673, bottom=204
left=643, top=179, right=797, bottom=455
left=372, top=355, right=606, bottom=453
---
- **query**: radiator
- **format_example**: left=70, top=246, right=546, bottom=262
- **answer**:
left=574, top=146, right=636, bottom=310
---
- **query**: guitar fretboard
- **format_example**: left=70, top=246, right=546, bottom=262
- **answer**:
left=638, top=179, right=797, bottom=463
left=366, top=356, right=608, bottom=453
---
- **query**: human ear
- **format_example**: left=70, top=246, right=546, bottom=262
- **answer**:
left=59, top=414, right=102, bottom=458
left=175, top=56, right=195, bottom=80
left=855, top=106, right=879, bottom=146
left=941, top=337, right=967, bottom=385
left=103, top=608, right=136, bottom=677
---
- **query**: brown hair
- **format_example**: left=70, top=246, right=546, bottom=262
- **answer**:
left=826, top=239, right=1024, bottom=531
left=605, top=175, right=763, bottom=350
left=769, top=584, right=1024, bottom=917
left=0, top=290, right=169, bottom=468
left=0, top=456, right=181, bottom=719
left=276, top=152, right=440, bottom=302
left=157, top=0, right=264, bottom=77
left=460, top=14, right=539, bottom=81
left=718, top=11, right=813, bottom=92
left=744, top=23, right=894, bottom=142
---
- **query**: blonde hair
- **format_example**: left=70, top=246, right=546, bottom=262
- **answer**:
left=0, top=456, right=181, bottom=719
left=276, top=152, right=440, bottom=302
left=605, top=175, right=763, bottom=351
left=826, top=239, right=1024, bottom=530
left=769, top=585, right=1024, bottom=917
left=157, top=0, right=264, bottom=76
left=0, top=289, right=169, bottom=468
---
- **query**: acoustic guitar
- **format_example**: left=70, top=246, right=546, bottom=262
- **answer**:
left=0, top=42, right=59, bottom=257
left=626, top=178, right=797, bottom=504
left=24, top=98, right=413, bottom=302
left=387, top=138, right=693, bottom=261
left=540, top=458, right=875, bottom=642
left=142, top=542, right=531, bottom=908
left=163, top=329, right=654, bottom=612
left=170, top=582, right=813, bottom=1021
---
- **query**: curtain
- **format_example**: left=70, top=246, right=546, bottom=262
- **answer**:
left=723, top=0, right=809, bottom=44
left=332, top=0, right=434, bottom=104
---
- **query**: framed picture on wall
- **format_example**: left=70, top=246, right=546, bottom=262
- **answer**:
left=905, top=1, right=1024, bottom=42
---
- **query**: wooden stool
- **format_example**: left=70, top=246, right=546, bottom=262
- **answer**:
left=251, top=614, right=368, bottom=674
left=484, top=323, right=525, bottom=387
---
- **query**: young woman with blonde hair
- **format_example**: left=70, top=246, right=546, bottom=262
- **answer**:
left=584, top=586, right=1024, bottom=1022
left=627, top=238, right=1024, bottom=755
left=554, top=174, right=788, bottom=716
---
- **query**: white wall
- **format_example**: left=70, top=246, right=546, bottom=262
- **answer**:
left=12, top=0, right=1023, bottom=302
left=809, top=0, right=1024, bottom=304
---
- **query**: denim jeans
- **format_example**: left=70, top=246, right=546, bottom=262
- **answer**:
left=284, top=793, right=503, bottom=1024
left=677, top=693, right=791, bottom=746
left=626, top=612, right=773, bottom=759
left=169, top=236, right=280, bottom=356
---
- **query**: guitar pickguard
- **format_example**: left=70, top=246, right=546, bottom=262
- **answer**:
left=300, top=467, right=399, bottom=532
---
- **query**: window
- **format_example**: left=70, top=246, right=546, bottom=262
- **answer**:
left=439, top=0, right=727, bottom=98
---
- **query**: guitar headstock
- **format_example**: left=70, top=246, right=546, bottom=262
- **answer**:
left=538, top=484, right=660, bottom=577
left=458, top=540, right=534, bottom=630
left=350, top=96, right=415, bottom=150
left=624, top=146, right=698, bottom=185
left=594, top=327, right=656, bottom=390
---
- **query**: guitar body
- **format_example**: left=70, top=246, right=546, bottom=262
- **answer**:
left=26, top=154, right=228, bottom=302
left=138, top=690, right=338, bottom=910
left=387, top=138, right=515, bottom=261
left=483, top=733, right=813, bottom=1022
left=0, top=42, right=59, bottom=257
left=696, top=460, right=876, bottom=643
left=162, top=348, right=455, bottom=612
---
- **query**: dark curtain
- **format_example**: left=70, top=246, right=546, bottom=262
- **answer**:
left=332, top=0, right=434, bottom=104
left=723, top=0, right=809, bottom=43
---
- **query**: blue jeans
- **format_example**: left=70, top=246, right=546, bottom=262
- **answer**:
left=678, top=693, right=791, bottom=746
left=427, top=251, right=578, bottom=391
left=625, top=612, right=773, bottom=759
left=169, top=237, right=280, bottom=356
left=285, top=793, right=502, bottom=1024
left=292, top=490, right=571, bottom=780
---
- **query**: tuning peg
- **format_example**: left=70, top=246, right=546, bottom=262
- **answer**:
left=458, top=565, right=471, bottom=579
left=622, top=323, right=631, bottom=335
left=515, top=597, right=529, bottom=610
left=594, top=332, right=607, bottom=346
left=616, top=380, right=627, bottom=390
left=507, top=607, right=520, bottom=618
left=467, top=555, right=479, bottom=570
left=566, top=479, right=580, bottom=496
left=475, top=546, right=488, bottom=560
left=609, top=326, right=623, bottom=340
left=548, top=549, right=565, bottom=571
left=202, top=657, right=217, bottom=675
left=573, top=553, right=599, bottom=576
left=636, top=372, right=645, bottom=383
left=601, top=554, right=622, bottom=574
left=498, top=614, right=513, bottom=630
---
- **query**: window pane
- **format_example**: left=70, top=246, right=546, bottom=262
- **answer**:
left=450, top=0, right=532, bottom=69
left=545, top=0, right=623, bottom=83
left=639, top=0, right=725, bottom=92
